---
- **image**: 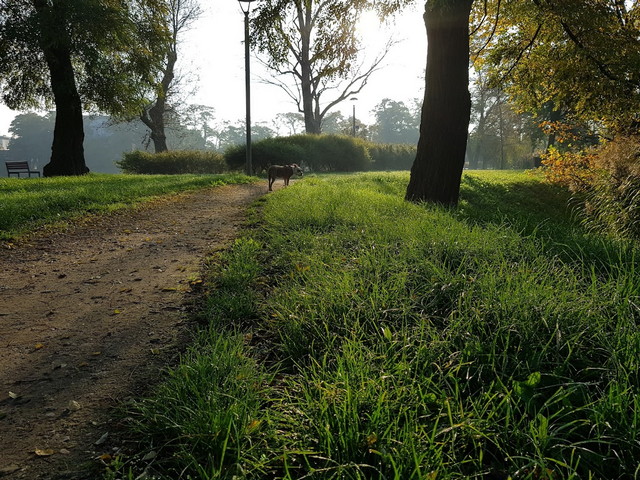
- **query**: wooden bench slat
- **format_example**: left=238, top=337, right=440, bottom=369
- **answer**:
left=5, top=161, right=41, bottom=178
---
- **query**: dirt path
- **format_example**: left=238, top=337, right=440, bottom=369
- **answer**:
left=0, top=183, right=266, bottom=479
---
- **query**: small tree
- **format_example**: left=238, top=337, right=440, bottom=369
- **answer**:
left=140, top=0, right=202, bottom=153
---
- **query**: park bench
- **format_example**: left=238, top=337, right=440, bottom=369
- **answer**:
left=5, top=161, right=41, bottom=178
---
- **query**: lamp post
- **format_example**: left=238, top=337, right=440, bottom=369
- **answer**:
left=351, top=97, right=358, bottom=137
left=238, top=0, right=254, bottom=176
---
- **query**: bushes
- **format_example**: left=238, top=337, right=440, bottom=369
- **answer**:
left=579, top=136, right=640, bottom=241
left=226, top=134, right=371, bottom=173
left=117, top=150, right=227, bottom=174
left=224, top=138, right=305, bottom=173
left=367, top=143, right=415, bottom=171
left=541, top=136, right=640, bottom=242
left=115, top=137, right=415, bottom=176
left=224, top=134, right=415, bottom=173
left=286, top=134, right=371, bottom=172
left=540, top=146, right=596, bottom=192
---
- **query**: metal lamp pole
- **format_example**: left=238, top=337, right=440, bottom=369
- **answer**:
left=351, top=97, right=358, bottom=137
left=238, top=0, right=254, bottom=176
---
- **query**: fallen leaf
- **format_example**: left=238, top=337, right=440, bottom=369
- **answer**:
left=94, top=432, right=109, bottom=445
left=8, top=391, right=20, bottom=399
left=0, top=465, right=20, bottom=474
left=68, top=400, right=81, bottom=411
left=34, top=343, right=45, bottom=350
left=59, top=448, right=70, bottom=455
left=98, top=453, right=112, bottom=463
left=34, top=448, right=55, bottom=456
left=142, top=451, right=157, bottom=461
left=113, top=309, right=122, bottom=314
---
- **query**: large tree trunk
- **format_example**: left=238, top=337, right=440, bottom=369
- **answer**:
left=34, top=1, right=88, bottom=177
left=405, top=0, right=473, bottom=206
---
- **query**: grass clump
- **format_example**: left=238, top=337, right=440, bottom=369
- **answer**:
left=0, top=173, right=252, bottom=240
left=122, top=171, right=640, bottom=479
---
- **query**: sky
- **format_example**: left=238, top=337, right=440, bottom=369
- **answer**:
left=0, top=1, right=427, bottom=137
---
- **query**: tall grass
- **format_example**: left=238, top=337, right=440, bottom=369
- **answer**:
left=0, top=173, right=252, bottom=240
left=120, top=171, right=640, bottom=479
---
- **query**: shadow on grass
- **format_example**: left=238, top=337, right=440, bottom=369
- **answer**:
left=457, top=172, right=638, bottom=275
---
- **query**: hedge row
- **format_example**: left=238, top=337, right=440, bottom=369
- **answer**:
left=118, top=136, right=416, bottom=175
left=117, top=150, right=227, bottom=174
left=226, top=135, right=416, bottom=173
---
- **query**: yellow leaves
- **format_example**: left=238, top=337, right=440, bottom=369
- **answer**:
left=247, top=419, right=262, bottom=432
left=34, top=448, right=55, bottom=456
left=34, top=343, right=45, bottom=350
left=540, top=146, right=596, bottom=192
left=98, top=453, right=113, bottom=463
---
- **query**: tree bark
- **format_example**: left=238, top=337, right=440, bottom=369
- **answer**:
left=296, top=1, right=321, bottom=134
left=34, top=1, right=88, bottom=177
left=140, top=49, right=176, bottom=153
left=405, top=0, right=473, bottom=206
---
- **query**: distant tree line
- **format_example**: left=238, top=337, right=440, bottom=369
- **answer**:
left=4, top=85, right=552, bottom=175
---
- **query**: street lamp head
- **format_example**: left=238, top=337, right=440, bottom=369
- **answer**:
left=238, top=0, right=255, bottom=13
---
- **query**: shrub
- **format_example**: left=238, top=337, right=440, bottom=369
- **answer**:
left=225, top=134, right=372, bottom=173
left=224, top=138, right=305, bottom=173
left=578, top=136, right=640, bottom=241
left=286, top=134, right=370, bottom=172
left=117, top=150, right=227, bottom=174
left=540, top=146, right=597, bottom=192
left=367, top=143, right=415, bottom=170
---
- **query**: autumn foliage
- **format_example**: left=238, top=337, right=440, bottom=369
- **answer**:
left=541, top=134, right=640, bottom=241
left=540, top=147, right=597, bottom=192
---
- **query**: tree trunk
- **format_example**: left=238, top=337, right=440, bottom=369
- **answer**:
left=296, top=0, right=321, bottom=134
left=34, top=1, right=88, bottom=177
left=405, top=0, right=473, bottom=206
left=140, top=50, right=176, bottom=153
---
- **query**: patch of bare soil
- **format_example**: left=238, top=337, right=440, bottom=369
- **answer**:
left=0, top=183, right=267, bottom=479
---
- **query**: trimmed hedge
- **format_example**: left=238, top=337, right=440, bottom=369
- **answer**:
left=225, top=138, right=306, bottom=173
left=117, top=150, right=227, bottom=174
left=284, top=134, right=371, bottom=172
left=224, top=134, right=416, bottom=173
left=367, top=143, right=415, bottom=171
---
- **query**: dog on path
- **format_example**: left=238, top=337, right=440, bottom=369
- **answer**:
left=268, top=164, right=303, bottom=191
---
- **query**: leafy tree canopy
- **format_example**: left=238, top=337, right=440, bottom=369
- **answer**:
left=250, top=0, right=395, bottom=133
left=0, top=0, right=170, bottom=118
left=472, top=0, right=640, bottom=134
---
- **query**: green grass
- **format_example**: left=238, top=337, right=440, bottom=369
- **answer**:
left=0, top=173, right=253, bottom=240
left=117, top=171, right=640, bottom=479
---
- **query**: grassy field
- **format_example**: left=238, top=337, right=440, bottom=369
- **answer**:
left=0, top=173, right=253, bottom=240
left=103, top=171, right=637, bottom=479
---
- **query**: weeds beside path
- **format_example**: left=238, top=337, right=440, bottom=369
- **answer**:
left=0, top=182, right=265, bottom=479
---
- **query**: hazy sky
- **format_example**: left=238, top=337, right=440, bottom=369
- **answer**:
left=0, top=2, right=426, bottom=136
